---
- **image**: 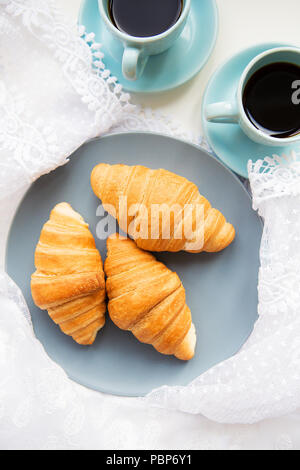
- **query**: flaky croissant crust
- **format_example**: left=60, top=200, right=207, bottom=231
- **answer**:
left=31, top=203, right=106, bottom=345
left=105, top=234, right=196, bottom=360
left=91, top=163, right=235, bottom=253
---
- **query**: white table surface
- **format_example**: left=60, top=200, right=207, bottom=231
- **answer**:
left=4, top=0, right=300, bottom=450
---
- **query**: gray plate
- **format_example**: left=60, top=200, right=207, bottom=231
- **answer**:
left=5, top=133, right=262, bottom=397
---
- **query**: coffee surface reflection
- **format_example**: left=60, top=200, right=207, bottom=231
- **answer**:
left=109, top=0, right=183, bottom=38
left=243, top=62, right=300, bottom=139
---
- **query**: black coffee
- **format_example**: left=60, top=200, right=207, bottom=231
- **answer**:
left=109, top=0, right=183, bottom=38
left=243, top=62, right=300, bottom=139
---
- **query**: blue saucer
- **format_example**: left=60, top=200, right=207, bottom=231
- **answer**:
left=79, top=0, right=218, bottom=93
left=202, top=43, right=298, bottom=178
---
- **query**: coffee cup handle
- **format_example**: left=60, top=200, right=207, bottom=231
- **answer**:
left=205, top=101, right=239, bottom=124
left=122, top=47, right=149, bottom=81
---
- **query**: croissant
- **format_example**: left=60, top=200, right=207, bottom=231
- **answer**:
left=31, top=203, right=106, bottom=345
left=91, top=163, right=235, bottom=253
left=105, top=234, right=196, bottom=360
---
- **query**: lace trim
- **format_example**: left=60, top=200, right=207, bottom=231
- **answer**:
left=0, top=0, right=199, bottom=195
left=0, top=84, right=62, bottom=189
left=1, top=0, right=199, bottom=143
left=1, top=0, right=134, bottom=127
left=248, top=149, right=300, bottom=210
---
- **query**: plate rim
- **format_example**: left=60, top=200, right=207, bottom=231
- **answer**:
left=78, top=0, right=219, bottom=93
left=4, top=131, right=262, bottom=397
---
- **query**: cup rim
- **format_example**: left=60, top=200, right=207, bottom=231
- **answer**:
left=237, top=46, right=300, bottom=144
left=98, top=0, right=191, bottom=43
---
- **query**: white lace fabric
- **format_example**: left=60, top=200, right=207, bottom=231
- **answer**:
left=0, top=0, right=196, bottom=198
left=0, top=0, right=300, bottom=449
left=0, top=0, right=131, bottom=198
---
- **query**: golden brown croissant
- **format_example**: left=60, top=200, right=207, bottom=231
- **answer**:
left=31, top=203, right=106, bottom=345
left=105, top=234, right=196, bottom=360
left=91, top=163, right=235, bottom=253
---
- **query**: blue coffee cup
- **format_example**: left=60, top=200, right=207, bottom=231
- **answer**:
left=98, top=0, right=191, bottom=81
left=205, top=47, right=300, bottom=147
